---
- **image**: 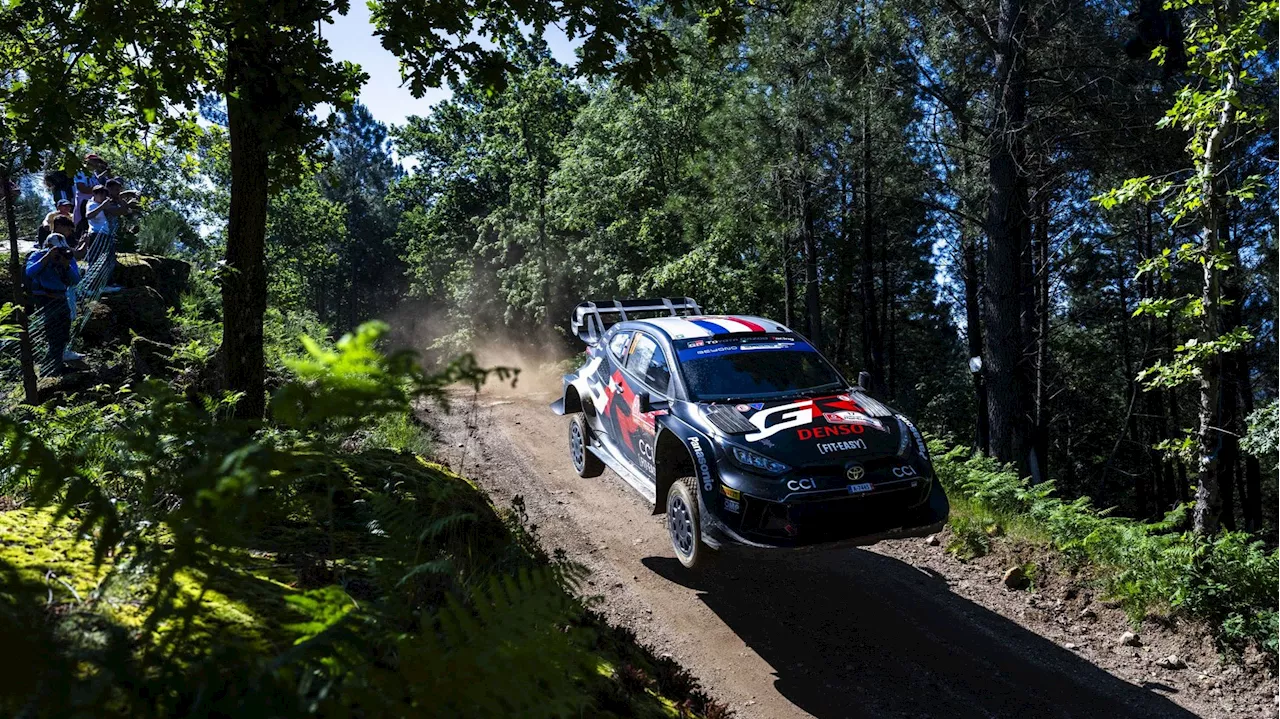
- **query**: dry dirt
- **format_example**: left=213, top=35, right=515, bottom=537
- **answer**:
left=420, top=388, right=1278, bottom=719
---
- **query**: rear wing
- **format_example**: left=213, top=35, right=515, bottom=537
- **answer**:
left=571, top=297, right=702, bottom=345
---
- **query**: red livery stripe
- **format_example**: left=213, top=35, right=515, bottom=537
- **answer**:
left=729, top=316, right=767, bottom=332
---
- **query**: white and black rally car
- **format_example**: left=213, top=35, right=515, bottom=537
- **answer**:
left=550, top=298, right=949, bottom=568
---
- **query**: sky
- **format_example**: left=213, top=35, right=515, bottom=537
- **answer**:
left=326, top=5, right=582, bottom=130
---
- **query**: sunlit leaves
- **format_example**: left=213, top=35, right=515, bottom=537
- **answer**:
left=1137, top=326, right=1255, bottom=389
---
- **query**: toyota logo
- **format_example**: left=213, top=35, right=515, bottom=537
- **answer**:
left=846, top=464, right=865, bottom=482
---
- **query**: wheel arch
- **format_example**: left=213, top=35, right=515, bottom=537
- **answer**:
left=653, top=426, right=697, bottom=514
left=563, top=384, right=585, bottom=416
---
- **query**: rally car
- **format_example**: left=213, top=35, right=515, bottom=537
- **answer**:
left=550, top=298, right=949, bottom=568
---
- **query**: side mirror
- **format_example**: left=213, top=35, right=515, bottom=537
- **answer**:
left=637, top=391, right=669, bottom=414
left=858, top=371, right=871, bottom=392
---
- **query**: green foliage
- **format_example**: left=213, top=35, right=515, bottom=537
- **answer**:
left=944, top=512, right=991, bottom=561
left=135, top=207, right=204, bottom=256
left=1241, top=399, right=1278, bottom=460
left=933, top=440, right=1279, bottom=657
left=1093, top=0, right=1274, bottom=392
left=0, top=323, right=710, bottom=716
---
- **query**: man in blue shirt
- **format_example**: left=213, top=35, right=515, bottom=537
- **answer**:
left=26, top=233, right=82, bottom=375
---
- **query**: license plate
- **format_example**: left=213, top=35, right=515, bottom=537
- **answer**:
left=847, top=483, right=873, bottom=494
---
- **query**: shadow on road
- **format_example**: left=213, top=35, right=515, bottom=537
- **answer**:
left=643, top=548, right=1198, bottom=719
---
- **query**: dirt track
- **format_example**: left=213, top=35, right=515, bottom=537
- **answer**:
left=423, top=390, right=1275, bottom=719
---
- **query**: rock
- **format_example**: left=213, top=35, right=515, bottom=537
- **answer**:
left=35, top=370, right=97, bottom=402
left=129, top=336, right=175, bottom=378
left=925, top=534, right=940, bottom=546
left=1002, top=566, right=1028, bottom=589
left=85, top=286, right=172, bottom=344
left=1155, top=655, right=1186, bottom=670
left=1119, top=631, right=1142, bottom=647
left=77, top=300, right=115, bottom=346
left=1065, top=643, right=1078, bottom=650
left=1079, top=608, right=1097, bottom=620
left=112, top=253, right=191, bottom=308
left=1062, top=587, right=1079, bottom=600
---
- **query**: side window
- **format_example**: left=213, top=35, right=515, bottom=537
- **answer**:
left=626, top=334, right=671, bottom=395
left=645, top=345, right=672, bottom=393
left=608, top=331, right=632, bottom=360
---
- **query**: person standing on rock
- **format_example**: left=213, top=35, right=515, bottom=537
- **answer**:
left=73, top=154, right=110, bottom=228
left=26, top=233, right=83, bottom=374
left=84, top=184, right=126, bottom=262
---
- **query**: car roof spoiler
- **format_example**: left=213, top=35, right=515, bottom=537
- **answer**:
left=571, top=297, right=702, bottom=345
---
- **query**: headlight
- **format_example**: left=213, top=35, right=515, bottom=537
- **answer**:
left=729, top=446, right=790, bottom=475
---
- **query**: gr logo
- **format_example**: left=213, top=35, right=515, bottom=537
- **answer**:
left=786, top=478, right=817, bottom=491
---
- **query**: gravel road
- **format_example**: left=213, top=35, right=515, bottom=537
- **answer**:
left=423, top=390, right=1275, bottom=719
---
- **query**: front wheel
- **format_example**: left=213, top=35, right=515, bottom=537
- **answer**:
left=569, top=414, right=604, bottom=478
left=666, top=477, right=705, bottom=569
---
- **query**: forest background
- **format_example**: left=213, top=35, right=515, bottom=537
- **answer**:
left=0, top=0, right=1276, bottom=711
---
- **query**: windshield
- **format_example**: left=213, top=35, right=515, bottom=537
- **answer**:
left=674, top=335, right=845, bottom=401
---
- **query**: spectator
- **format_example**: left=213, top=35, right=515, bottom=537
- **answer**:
left=43, top=168, right=75, bottom=206
left=84, top=185, right=128, bottom=262
left=105, top=178, right=138, bottom=213
left=84, top=185, right=121, bottom=233
left=50, top=216, right=83, bottom=257
left=26, top=233, right=82, bottom=374
left=72, top=153, right=110, bottom=227
left=38, top=199, right=75, bottom=245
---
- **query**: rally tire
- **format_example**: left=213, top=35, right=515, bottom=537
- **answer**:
left=569, top=414, right=604, bottom=478
left=666, top=477, right=705, bottom=569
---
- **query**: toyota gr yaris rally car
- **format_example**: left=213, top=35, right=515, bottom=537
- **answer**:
left=550, top=298, right=948, bottom=568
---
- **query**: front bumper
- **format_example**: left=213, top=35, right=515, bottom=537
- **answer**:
left=702, top=474, right=949, bottom=551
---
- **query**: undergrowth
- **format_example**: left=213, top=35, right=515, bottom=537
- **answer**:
left=0, top=321, right=728, bottom=717
left=931, top=440, right=1279, bottom=659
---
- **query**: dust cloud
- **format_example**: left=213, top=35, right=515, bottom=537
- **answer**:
left=465, top=338, right=577, bottom=399
left=383, top=300, right=578, bottom=401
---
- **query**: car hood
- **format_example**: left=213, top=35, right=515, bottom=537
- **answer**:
left=687, top=391, right=909, bottom=467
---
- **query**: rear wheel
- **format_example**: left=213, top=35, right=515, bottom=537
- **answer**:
left=569, top=414, right=604, bottom=478
left=666, top=477, right=705, bottom=568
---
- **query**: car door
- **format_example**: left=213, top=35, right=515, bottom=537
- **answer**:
left=615, top=332, right=672, bottom=477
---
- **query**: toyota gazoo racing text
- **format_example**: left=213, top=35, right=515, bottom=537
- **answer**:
left=551, top=298, right=949, bottom=568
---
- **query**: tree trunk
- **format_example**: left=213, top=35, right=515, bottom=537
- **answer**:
left=982, top=0, right=1032, bottom=474
left=1236, top=354, right=1263, bottom=531
left=1031, top=191, right=1050, bottom=484
left=834, top=162, right=854, bottom=367
left=1191, top=82, right=1235, bottom=535
left=1139, top=205, right=1174, bottom=513
left=797, top=136, right=822, bottom=349
left=1, top=176, right=39, bottom=403
left=962, top=225, right=989, bottom=455
left=859, top=108, right=885, bottom=393
left=778, top=167, right=794, bottom=329
left=223, top=79, right=271, bottom=421
left=956, top=119, right=989, bottom=455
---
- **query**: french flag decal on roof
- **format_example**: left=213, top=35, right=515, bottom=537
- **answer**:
left=687, top=316, right=770, bottom=334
